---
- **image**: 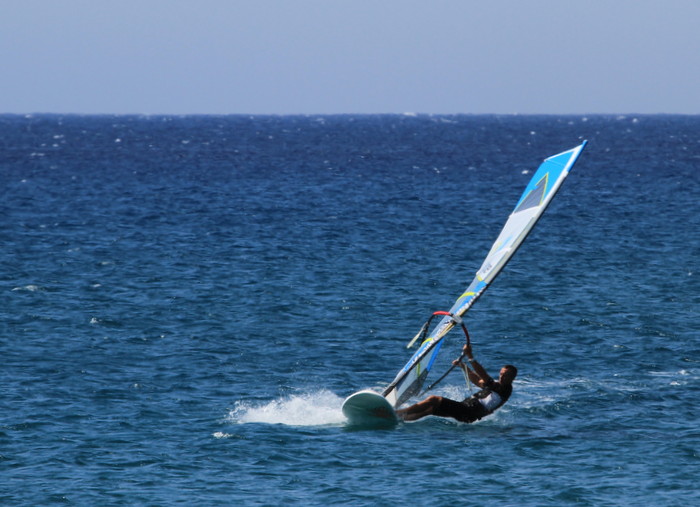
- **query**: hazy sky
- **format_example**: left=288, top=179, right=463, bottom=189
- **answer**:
left=2, top=0, right=699, bottom=115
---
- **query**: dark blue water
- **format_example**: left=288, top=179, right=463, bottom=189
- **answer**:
left=1, top=114, right=698, bottom=505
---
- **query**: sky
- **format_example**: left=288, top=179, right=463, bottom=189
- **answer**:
left=1, top=0, right=699, bottom=115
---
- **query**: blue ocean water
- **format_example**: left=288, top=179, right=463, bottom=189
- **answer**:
left=1, top=114, right=698, bottom=505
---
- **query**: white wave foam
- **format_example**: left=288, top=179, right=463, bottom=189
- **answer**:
left=228, top=390, right=346, bottom=427
left=12, top=284, right=41, bottom=292
left=649, top=368, right=697, bottom=386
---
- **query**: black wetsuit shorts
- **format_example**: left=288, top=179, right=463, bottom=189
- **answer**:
left=433, top=397, right=490, bottom=423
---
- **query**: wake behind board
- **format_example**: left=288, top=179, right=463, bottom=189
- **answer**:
left=342, top=390, right=398, bottom=428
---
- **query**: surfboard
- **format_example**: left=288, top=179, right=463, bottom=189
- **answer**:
left=342, top=390, right=399, bottom=428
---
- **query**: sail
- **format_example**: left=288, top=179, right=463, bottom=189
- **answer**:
left=383, top=141, right=587, bottom=407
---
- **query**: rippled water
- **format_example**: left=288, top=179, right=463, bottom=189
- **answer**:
left=1, top=114, right=698, bottom=505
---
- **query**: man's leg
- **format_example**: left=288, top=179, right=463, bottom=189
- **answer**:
left=396, top=395, right=443, bottom=421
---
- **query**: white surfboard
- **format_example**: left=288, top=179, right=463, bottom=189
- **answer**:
left=342, top=390, right=398, bottom=428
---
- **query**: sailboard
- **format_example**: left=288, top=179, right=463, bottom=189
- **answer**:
left=342, top=390, right=399, bottom=428
left=373, top=141, right=588, bottom=409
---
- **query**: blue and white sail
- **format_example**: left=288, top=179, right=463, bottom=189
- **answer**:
left=383, top=141, right=587, bottom=408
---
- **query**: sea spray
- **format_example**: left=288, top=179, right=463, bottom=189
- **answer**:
left=229, top=390, right=347, bottom=426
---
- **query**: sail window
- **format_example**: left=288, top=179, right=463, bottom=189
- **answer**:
left=514, top=175, right=547, bottom=213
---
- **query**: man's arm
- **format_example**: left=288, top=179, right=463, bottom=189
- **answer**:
left=463, top=345, right=493, bottom=386
left=453, top=358, right=483, bottom=387
left=465, top=366, right=483, bottom=387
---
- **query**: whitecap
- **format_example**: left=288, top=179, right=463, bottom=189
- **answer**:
left=12, top=284, right=41, bottom=292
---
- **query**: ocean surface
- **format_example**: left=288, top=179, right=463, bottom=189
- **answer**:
left=1, top=114, right=698, bottom=505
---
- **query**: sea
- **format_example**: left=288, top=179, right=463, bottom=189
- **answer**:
left=1, top=114, right=698, bottom=506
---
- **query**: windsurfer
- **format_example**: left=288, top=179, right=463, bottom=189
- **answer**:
left=395, top=344, right=517, bottom=423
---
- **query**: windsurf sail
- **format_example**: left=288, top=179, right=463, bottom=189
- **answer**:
left=383, top=141, right=587, bottom=408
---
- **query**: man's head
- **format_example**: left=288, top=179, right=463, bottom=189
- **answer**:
left=499, top=365, right=518, bottom=385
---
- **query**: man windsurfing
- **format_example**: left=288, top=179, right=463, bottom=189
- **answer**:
left=396, top=344, right=517, bottom=423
